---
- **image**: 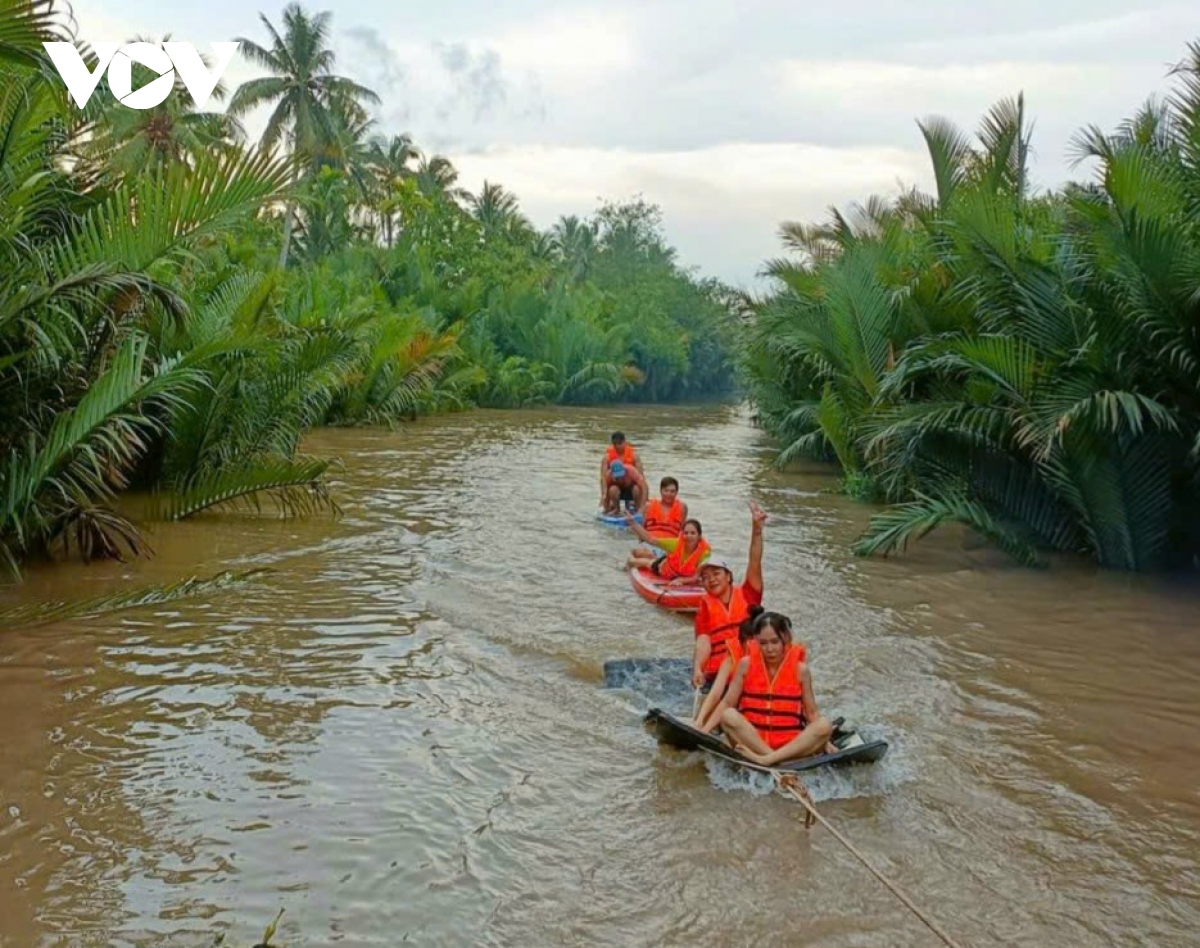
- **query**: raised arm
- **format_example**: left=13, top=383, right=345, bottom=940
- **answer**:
left=745, top=501, right=767, bottom=594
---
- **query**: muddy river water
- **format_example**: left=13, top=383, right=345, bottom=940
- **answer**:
left=1, top=404, right=1198, bottom=947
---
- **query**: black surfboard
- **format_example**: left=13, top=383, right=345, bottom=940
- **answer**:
left=644, top=707, right=888, bottom=774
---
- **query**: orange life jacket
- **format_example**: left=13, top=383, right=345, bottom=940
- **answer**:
left=643, top=498, right=684, bottom=537
left=731, top=635, right=805, bottom=670
left=605, top=444, right=636, bottom=466
left=695, top=585, right=752, bottom=678
left=738, top=640, right=807, bottom=750
left=660, top=537, right=710, bottom=580
left=727, top=637, right=746, bottom=668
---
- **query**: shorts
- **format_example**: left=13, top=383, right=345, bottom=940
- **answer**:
left=619, top=485, right=634, bottom=503
left=762, top=719, right=807, bottom=750
left=649, top=555, right=668, bottom=576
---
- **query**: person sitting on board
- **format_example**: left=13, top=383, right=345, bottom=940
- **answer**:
left=690, top=501, right=767, bottom=690
left=692, top=604, right=766, bottom=731
left=604, top=460, right=647, bottom=516
left=600, top=431, right=646, bottom=514
left=623, top=515, right=710, bottom=582
left=640, top=476, right=688, bottom=539
left=693, top=607, right=840, bottom=756
left=718, top=610, right=836, bottom=764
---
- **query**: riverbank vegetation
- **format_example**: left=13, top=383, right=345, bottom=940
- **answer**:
left=0, top=0, right=737, bottom=576
left=742, top=40, right=1200, bottom=572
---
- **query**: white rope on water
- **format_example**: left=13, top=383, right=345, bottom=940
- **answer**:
left=675, top=742, right=966, bottom=946
left=613, top=690, right=966, bottom=945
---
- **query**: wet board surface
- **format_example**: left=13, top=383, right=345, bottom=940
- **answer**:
left=603, top=659, right=887, bottom=775
left=596, top=510, right=643, bottom=526
left=644, top=708, right=889, bottom=774
left=628, top=568, right=703, bottom=613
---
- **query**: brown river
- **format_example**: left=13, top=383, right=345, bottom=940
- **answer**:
left=1, top=404, right=1199, bottom=947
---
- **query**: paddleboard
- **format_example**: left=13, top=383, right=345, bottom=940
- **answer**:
left=597, top=509, right=643, bottom=527
left=628, top=567, right=704, bottom=612
left=644, top=707, right=889, bottom=774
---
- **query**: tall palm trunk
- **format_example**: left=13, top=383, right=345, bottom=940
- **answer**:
left=277, top=146, right=299, bottom=269
left=278, top=201, right=296, bottom=269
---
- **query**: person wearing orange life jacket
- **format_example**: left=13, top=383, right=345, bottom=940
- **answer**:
left=691, top=501, right=767, bottom=690
left=719, top=611, right=835, bottom=765
left=693, top=605, right=814, bottom=734
left=692, top=604, right=768, bottom=731
left=640, top=477, right=688, bottom=539
left=624, top=516, right=710, bottom=581
left=600, top=431, right=646, bottom=515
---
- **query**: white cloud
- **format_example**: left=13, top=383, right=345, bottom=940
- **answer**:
left=449, top=142, right=933, bottom=285
left=487, top=8, right=637, bottom=80
left=893, top=3, right=1198, bottom=62
left=55, top=0, right=1200, bottom=284
left=777, top=60, right=1095, bottom=101
left=56, top=0, right=144, bottom=45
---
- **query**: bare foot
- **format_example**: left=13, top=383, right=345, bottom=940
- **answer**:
left=733, top=743, right=769, bottom=764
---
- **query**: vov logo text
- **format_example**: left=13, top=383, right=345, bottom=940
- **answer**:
left=42, top=41, right=240, bottom=110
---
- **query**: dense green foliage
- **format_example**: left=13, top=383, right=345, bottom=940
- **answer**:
left=0, top=0, right=736, bottom=575
left=743, top=43, right=1200, bottom=571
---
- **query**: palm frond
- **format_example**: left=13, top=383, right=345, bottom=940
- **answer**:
left=0, top=0, right=68, bottom=68
left=149, top=456, right=339, bottom=521
left=0, top=334, right=205, bottom=564
left=853, top=486, right=1043, bottom=566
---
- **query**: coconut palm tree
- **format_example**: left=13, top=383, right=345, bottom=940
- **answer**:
left=550, top=215, right=599, bottom=282
left=413, top=152, right=468, bottom=202
left=314, top=94, right=375, bottom=178
left=367, top=133, right=418, bottom=246
left=82, top=40, right=242, bottom=177
left=228, top=3, right=380, bottom=268
left=468, top=180, right=531, bottom=242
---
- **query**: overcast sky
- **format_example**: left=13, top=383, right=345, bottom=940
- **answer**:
left=67, top=0, right=1198, bottom=287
